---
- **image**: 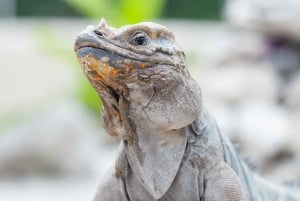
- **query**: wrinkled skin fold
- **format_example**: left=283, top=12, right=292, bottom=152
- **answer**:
left=74, top=19, right=300, bottom=201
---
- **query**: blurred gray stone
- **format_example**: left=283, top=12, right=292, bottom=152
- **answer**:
left=235, top=102, right=290, bottom=162
left=0, top=100, right=116, bottom=179
left=197, top=63, right=280, bottom=105
left=287, top=113, right=300, bottom=153
left=263, top=38, right=300, bottom=86
left=223, top=1, right=300, bottom=106
left=224, top=0, right=300, bottom=42
left=263, top=155, right=300, bottom=182
left=285, top=74, right=300, bottom=111
left=0, top=179, right=98, bottom=201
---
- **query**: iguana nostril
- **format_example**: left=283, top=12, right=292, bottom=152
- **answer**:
left=94, top=30, right=104, bottom=37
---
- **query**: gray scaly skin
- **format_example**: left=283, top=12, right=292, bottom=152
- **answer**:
left=74, top=19, right=300, bottom=201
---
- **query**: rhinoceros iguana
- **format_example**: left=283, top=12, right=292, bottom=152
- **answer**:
left=74, top=19, right=300, bottom=201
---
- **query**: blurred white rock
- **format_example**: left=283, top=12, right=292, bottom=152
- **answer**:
left=287, top=113, right=300, bottom=153
left=207, top=100, right=290, bottom=167
left=0, top=99, right=116, bottom=179
left=285, top=74, right=300, bottom=111
left=198, top=63, right=280, bottom=106
left=224, top=0, right=300, bottom=42
left=263, top=155, right=300, bottom=182
left=235, top=102, right=289, bottom=162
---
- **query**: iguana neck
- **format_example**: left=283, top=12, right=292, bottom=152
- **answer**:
left=123, top=124, right=188, bottom=199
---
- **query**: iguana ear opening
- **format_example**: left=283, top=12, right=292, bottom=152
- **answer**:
left=98, top=18, right=107, bottom=28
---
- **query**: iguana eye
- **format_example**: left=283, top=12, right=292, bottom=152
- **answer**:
left=131, top=32, right=149, bottom=46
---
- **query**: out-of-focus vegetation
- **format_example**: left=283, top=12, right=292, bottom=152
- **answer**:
left=164, top=0, right=222, bottom=20
left=17, top=0, right=78, bottom=16
left=16, top=0, right=221, bottom=20
left=33, top=24, right=103, bottom=113
left=64, top=0, right=166, bottom=26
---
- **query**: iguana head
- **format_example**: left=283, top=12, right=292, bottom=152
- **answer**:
left=74, top=19, right=202, bottom=199
left=75, top=19, right=202, bottom=137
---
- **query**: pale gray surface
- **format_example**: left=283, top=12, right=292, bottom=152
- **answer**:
left=0, top=179, right=97, bottom=201
left=0, top=100, right=116, bottom=178
left=224, top=0, right=300, bottom=42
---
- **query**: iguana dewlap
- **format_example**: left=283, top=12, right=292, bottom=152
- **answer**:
left=74, top=19, right=300, bottom=201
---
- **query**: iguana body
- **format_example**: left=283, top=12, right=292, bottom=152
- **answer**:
left=74, top=19, right=300, bottom=201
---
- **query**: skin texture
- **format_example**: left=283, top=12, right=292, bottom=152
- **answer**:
left=74, top=19, right=300, bottom=201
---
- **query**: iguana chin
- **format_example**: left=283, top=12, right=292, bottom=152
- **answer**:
left=74, top=18, right=300, bottom=201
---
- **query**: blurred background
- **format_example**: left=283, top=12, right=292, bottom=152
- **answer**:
left=0, top=0, right=299, bottom=200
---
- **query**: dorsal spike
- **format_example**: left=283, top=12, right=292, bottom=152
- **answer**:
left=98, top=18, right=107, bottom=28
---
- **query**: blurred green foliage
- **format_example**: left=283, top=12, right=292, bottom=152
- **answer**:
left=17, top=0, right=78, bottom=16
left=16, top=0, right=222, bottom=20
left=34, top=24, right=102, bottom=113
left=164, top=0, right=222, bottom=20
left=64, top=0, right=166, bottom=26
